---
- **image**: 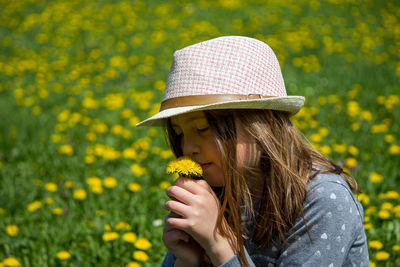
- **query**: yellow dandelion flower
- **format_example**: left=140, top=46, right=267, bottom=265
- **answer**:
left=122, top=232, right=137, bottom=243
left=384, top=134, right=394, bottom=143
left=126, top=262, right=141, bottom=267
left=364, top=223, right=372, bottom=230
left=0, top=207, right=4, bottom=214
left=134, top=238, right=152, bottom=250
left=159, top=181, right=171, bottom=190
left=86, top=177, right=102, bottom=187
left=392, top=245, right=400, bottom=251
left=344, top=157, right=357, bottom=168
left=52, top=208, right=63, bottom=215
left=6, top=225, right=19, bottom=237
left=381, top=202, right=393, bottom=210
left=73, top=189, right=87, bottom=200
left=389, top=144, right=400, bottom=155
left=133, top=251, right=149, bottom=262
left=3, top=257, right=20, bottom=266
left=45, top=182, right=58, bottom=192
left=27, top=201, right=42, bottom=212
left=102, top=232, right=119, bottom=242
left=128, top=182, right=141, bottom=192
left=375, top=251, right=390, bottom=261
left=103, top=177, right=117, bottom=188
left=115, top=221, right=131, bottom=231
left=58, top=144, right=73, bottom=156
left=378, top=210, right=390, bottom=219
left=356, top=193, right=370, bottom=205
left=64, top=181, right=75, bottom=189
left=90, top=185, right=103, bottom=194
left=56, top=251, right=71, bottom=260
left=369, top=172, right=383, bottom=183
left=166, top=157, right=203, bottom=178
left=369, top=240, right=383, bottom=249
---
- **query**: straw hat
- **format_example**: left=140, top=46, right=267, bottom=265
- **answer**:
left=137, top=36, right=304, bottom=127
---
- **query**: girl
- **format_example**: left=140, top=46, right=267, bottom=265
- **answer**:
left=137, top=36, right=369, bottom=266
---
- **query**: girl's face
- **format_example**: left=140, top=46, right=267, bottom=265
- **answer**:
left=170, top=111, right=256, bottom=187
left=170, top=111, right=225, bottom=186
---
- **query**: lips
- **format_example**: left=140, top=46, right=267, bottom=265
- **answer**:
left=200, top=163, right=211, bottom=170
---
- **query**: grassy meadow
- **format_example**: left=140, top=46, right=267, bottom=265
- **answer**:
left=0, top=0, right=399, bottom=266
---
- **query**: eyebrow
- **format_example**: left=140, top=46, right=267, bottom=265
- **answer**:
left=170, top=115, right=206, bottom=127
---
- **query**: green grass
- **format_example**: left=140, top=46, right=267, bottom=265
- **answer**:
left=0, top=0, right=400, bottom=266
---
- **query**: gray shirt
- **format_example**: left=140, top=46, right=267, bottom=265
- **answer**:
left=161, top=173, right=369, bottom=266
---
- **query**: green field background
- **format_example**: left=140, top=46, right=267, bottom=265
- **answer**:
left=0, top=0, right=399, bottom=266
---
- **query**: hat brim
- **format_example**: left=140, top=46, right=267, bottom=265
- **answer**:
left=136, top=96, right=305, bottom=127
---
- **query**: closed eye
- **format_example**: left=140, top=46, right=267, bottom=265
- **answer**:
left=197, top=127, right=209, bottom=133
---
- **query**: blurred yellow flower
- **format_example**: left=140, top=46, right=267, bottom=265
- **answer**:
left=344, top=158, right=357, bottom=168
left=86, top=177, right=102, bottom=187
left=393, top=245, right=400, bottom=251
left=134, top=238, right=152, bottom=250
left=375, top=251, right=390, bottom=261
left=115, top=221, right=131, bottom=231
left=389, top=144, right=400, bottom=155
left=102, top=232, right=119, bottom=242
left=126, top=262, right=141, bottom=267
left=44, top=197, right=53, bottom=205
left=159, top=181, right=171, bottom=190
left=369, top=172, right=383, bottom=183
left=45, top=182, right=58, bottom=192
left=73, top=189, right=87, bottom=200
left=369, top=240, right=383, bottom=249
left=122, top=232, right=137, bottom=243
left=103, top=177, right=117, bottom=188
left=133, top=251, right=149, bottom=262
left=64, top=181, right=75, bottom=189
left=90, top=185, right=103, bottom=194
left=123, top=148, right=137, bottom=159
left=56, top=251, right=71, bottom=260
left=3, top=257, right=20, bottom=266
left=378, top=210, right=390, bottom=219
left=58, top=144, right=73, bottom=156
left=128, top=183, right=141, bottom=192
left=131, top=164, right=148, bottom=177
left=384, top=134, right=394, bottom=143
left=381, top=202, right=393, bottom=210
left=356, top=193, right=370, bottom=205
left=333, top=144, right=347, bottom=154
left=364, top=223, right=372, bottom=230
left=6, top=225, right=19, bottom=237
left=27, top=201, right=43, bottom=212
left=52, top=208, right=63, bottom=215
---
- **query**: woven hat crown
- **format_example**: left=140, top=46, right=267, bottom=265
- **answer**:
left=136, top=36, right=304, bottom=127
left=163, top=36, right=286, bottom=101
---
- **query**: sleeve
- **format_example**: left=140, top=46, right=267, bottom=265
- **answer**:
left=218, top=247, right=256, bottom=267
left=161, top=247, right=256, bottom=267
left=276, top=178, right=369, bottom=267
left=161, top=251, right=176, bottom=267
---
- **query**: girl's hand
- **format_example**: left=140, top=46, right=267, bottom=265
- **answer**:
left=162, top=212, right=204, bottom=266
left=164, top=177, right=237, bottom=266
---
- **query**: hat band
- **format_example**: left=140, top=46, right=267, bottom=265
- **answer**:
left=160, top=94, right=272, bottom=111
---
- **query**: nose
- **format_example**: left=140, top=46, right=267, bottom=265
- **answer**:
left=182, top=134, right=200, bottom=156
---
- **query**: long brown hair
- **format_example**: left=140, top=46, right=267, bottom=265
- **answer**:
left=165, top=109, right=358, bottom=267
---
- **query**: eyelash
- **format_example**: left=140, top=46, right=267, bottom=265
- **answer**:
left=197, top=127, right=209, bottom=133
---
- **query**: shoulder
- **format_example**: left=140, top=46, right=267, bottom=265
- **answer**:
left=301, top=172, right=365, bottom=238
left=306, top=172, right=363, bottom=218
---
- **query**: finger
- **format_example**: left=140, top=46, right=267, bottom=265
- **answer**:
left=164, top=199, right=192, bottom=217
left=174, top=177, right=209, bottom=195
left=163, top=228, right=190, bottom=243
left=165, top=215, right=191, bottom=232
left=166, top=185, right=194, bottom=204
